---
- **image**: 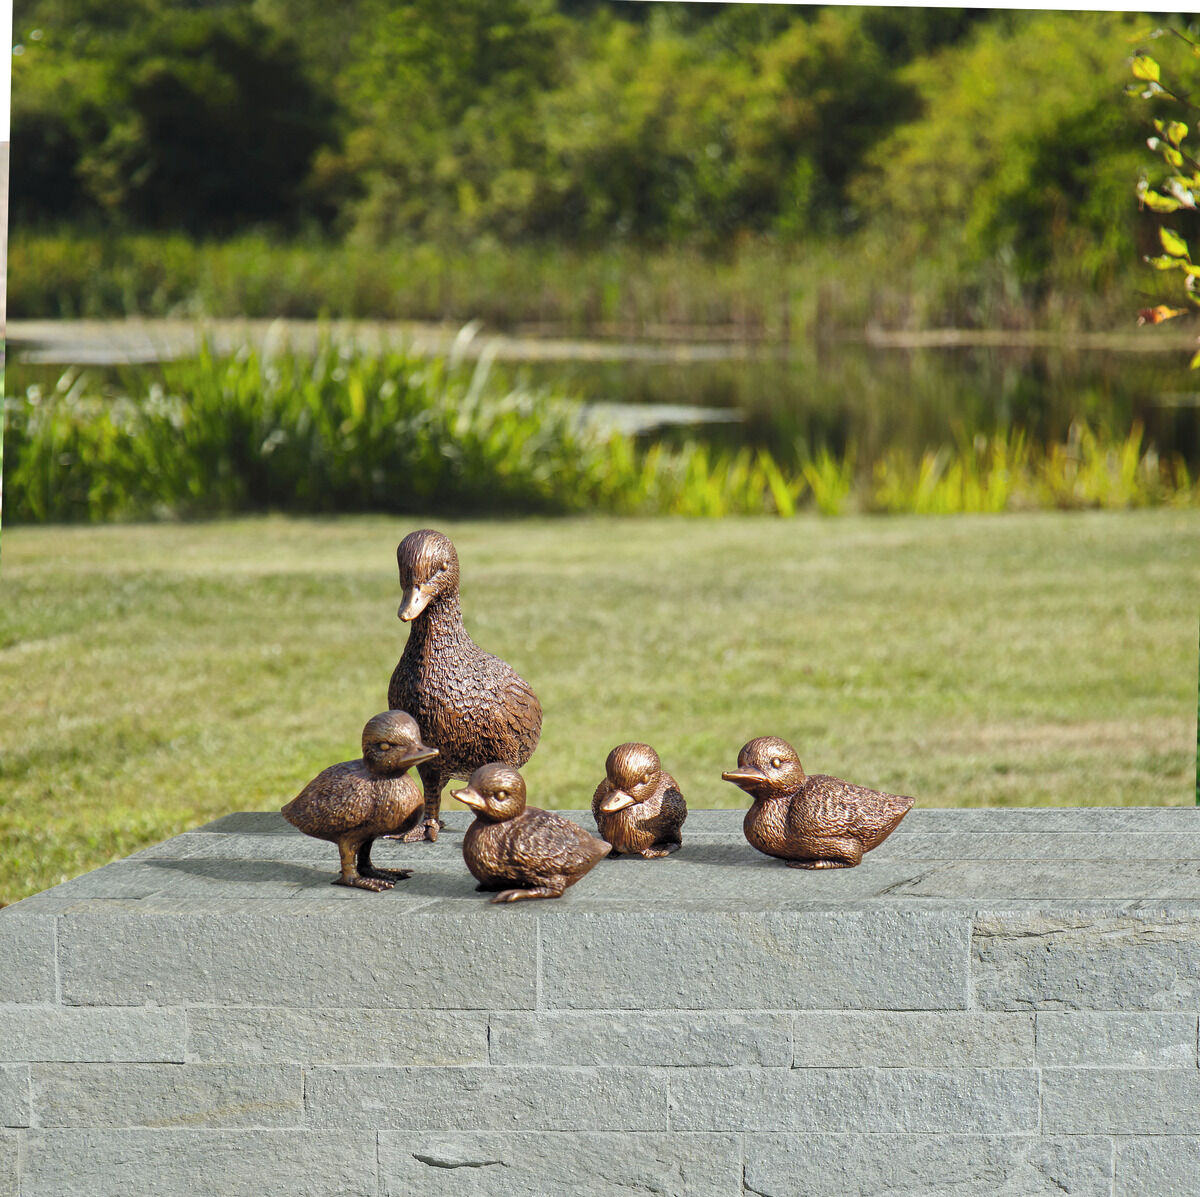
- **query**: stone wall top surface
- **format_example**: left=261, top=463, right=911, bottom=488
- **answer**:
left=7, top=807, right=1200, bottom=918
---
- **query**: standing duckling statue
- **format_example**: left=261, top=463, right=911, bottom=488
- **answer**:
left=592, top=742, right=687, bottom=858
left=281, top=711, right=438, bottom=891
left=388, top=529, right=542, bottom=843
left=455, top=763, right=610, bottom=903
left=722, top=736, right=913, bottom=869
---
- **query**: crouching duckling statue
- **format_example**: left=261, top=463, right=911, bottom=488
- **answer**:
left=722, top=736, right=913, bottom=869
left=282, top=711, right=438, bottom=891
left=455, top=763, right=610, bottom=903
left=592, top=742, right=686, bottom=858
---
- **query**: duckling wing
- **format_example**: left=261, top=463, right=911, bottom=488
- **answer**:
left=799, top=775, right=913, bottom=845
left=513, top=809, right=608, bottom=879
left=656, top=774, right=688, bottom=834
left=282, top=761, right=375, bottom=835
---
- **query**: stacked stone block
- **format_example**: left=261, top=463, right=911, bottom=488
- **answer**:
left=2, top=808, right=1200, bottom=1195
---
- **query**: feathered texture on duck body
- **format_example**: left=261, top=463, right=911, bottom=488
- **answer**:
left=455, top=763, right=609, bottom=902
left=465, top=808, right=610, bottom=890
left=281, top=711, right=438, bottom=891
left=387, top=529, right=542, bottom=841
left=591, top=742, right=686, bottom=858
left=283, top=761, right=422, bottom=842
left=724, top=736, right=913, bottom=870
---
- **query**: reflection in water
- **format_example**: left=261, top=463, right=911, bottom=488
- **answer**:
left=510, top=344, right=1200, bottom=471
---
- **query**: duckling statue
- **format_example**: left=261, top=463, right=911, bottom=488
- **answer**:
left=281, top=711, right=438, bottom=891
left=592, top=742, right=687, bottom=858
left=722, top=736, right=913, bottom=869
left=387, top=529, right=542, bottom=843
left=455, top=763, right=610, bottom=902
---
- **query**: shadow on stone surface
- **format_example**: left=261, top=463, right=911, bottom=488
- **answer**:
left=148, top=858, right=324, bottom=887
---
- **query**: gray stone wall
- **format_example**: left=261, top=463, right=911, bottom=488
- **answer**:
left=3, top=807, right=1200, bottom=1195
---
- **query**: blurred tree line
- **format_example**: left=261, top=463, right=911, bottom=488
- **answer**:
left=8, top=1, right=1167, bottom=286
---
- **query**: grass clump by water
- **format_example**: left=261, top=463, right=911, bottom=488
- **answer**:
left=869, top=423, right=1195, bottom=515
left=3, top=345, right=1196, bottom=524
left=3, top=344, right=804, bottom=522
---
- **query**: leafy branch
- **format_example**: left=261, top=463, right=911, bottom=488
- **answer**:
left=1130, top=26, right=1200, bottom=359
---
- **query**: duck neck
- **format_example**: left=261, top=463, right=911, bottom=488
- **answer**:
left=406, top=590, right=469, bottom=656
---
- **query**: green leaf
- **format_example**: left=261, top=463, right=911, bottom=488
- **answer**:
left=1188, top=348, right=1200, bottom=369
left=1165, top=146, right=1185, bottom=168
left=1168, top=121, right=1189, bottom=146
left=1146, top=254, right=1182, bottom=270
left=1132, top=55, right=1161, bottom=82
left=1161, top=226, right=1190, bottom=257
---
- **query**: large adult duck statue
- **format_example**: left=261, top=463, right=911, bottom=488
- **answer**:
left=387, top=529, right=542, bottom=842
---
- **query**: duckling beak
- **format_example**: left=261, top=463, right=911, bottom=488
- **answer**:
left=722, top=767, right=767, bottom=791
left=454, top=785, right=486, bottom=812
left=397, top=743, right=439, bottom=769
left=398, top=584, right=435, bottom=622
left=600, top=788, right=636, bottom=814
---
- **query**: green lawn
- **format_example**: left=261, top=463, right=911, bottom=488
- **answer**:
left=1, top=510, right=1197, bottom=906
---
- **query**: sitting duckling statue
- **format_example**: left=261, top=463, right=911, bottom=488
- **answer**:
left=592, top=742, right=686, bottom=858
left=282, top=711, right=438, bottom=891
left=455, top=763, right=610, bottom=903
left=722, top=736, right=913, bottom=870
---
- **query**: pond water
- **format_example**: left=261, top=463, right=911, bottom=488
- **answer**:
left=9, top=319, right=1200, bottom=470
left=507, top=342, right=1200, bottom=469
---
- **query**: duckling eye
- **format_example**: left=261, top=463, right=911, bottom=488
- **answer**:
left=770, top=757, right=782, bottom=769
left=496, top=790, right=508, bottom=801
left=377, top=742, right=391, bottom=751
left=641, top=774, right=651, bottom=786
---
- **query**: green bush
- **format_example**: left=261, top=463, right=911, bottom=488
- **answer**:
left=857, top=12, right=1147, bottom=284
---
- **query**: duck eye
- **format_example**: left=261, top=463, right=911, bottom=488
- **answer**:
left=377, top=742, right=391, bottom=751
left=770, top=757, right=782, bottom=769
left=496, top=790, right=508, bottom=801
left=641, top=774, right=651, bottom=785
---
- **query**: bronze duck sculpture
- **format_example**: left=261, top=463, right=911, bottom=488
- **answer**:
left=722, top=736, right=913, bottom=869
left=281, top=711, right=438, bottom=891
left=455, top=763, right=610, bottom=902
left=592, top=742, right=686, bottom=858
left=387, top=529, right=542, bottom=843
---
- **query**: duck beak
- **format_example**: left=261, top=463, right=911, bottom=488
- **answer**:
left=398, top=584, right=435, bottom=622
left=454, top=785, right=486, bottom=812
left=600, top=788, right=636, bottom=814
left=721, top=767, right=767, bottom=791
left=397, top=743, right=439, bottom=769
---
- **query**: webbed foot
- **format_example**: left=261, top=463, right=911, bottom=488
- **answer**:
left=333, top=874, right=394, bottom=892
left=490, top=886, right=563, bottom=903
left=396, top=819, right=442, bottom=843
left=786, top=858, right=856, bottom=870
left=362, top=866, right=412, bottom=882
left=639, top=842, right=681, bottom=858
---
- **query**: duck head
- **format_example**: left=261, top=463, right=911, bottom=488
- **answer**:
left=453, top=763, right=527, bottom=823
left=397, top=529, right=461, bottom=622
left=361, top=710, right=439, bottom=775
left=600, top=742, right=662, bottom=813
left=722, top=736, right=806, bottom=800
